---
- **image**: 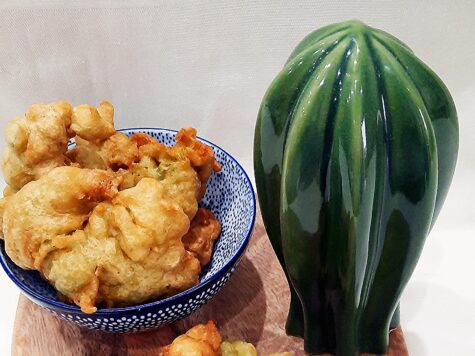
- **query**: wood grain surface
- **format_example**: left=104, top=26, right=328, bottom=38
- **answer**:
left=12, top=211, right=408, bottom=356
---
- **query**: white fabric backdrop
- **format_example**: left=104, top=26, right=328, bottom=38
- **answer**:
left=0, top=1, right=474, bottom=354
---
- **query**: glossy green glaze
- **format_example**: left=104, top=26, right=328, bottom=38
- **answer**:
left=254, top=20, right=458, bottom=355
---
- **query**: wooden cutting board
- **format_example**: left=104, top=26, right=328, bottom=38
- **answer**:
left=12, top=210, right=408, bottom=356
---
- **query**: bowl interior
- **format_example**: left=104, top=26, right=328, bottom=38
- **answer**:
left=0, top=128, right=255, bottom=312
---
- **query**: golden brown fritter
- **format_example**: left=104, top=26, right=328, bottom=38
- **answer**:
left=2, top=170, right=200, bottom=313
left=156, top=154, right=201, bottom=220
left=0, top=199, right=5, bottom=240
left=160, top=320, right=222, bottom=356
left=172, top=127, right=221, bottom=199
left=67, top=102, right=139, bottom=170
left=183, top=208, right=221, bottom=266
left=71, top=101, right=115, bottom=142
left=124, top=128, right=222, bottom=219
left=2, top=166, right=121, bottom=269
left=39, top=178, right=200, bottom=313
left=2, top=101, right=73, bottom=190
left=70, top=133, right=139, bottom=171
left=123, top=133, right=202, bottom=219
left=1, top=100, right=222, bottom=313
left=66, top=108, right=211, bottom=219
left=0, top=186, right=18, bottom=239
left=67, top=107, right=221, bottom=221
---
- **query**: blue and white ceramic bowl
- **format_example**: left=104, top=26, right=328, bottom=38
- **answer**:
left=0, top=128, right=256, bottom=333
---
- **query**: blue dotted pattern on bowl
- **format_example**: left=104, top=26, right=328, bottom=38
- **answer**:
left=0, top=128, right=256, bottom=332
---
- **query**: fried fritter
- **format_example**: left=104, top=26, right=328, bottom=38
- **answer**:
left=124, top=133, right=202, bottom=219
left=2, top=166, right=120, bottom=269
left=39, top=178, right=200, bottom=313
left=71, top=101, right=115, bottom=142
left=2, top=101, right=73, bottom=190
left=183, top=208, right=221, bottom=266
left=3, top=171, right=200, bottom=313
left=124, top=128, right=222, bottom=219
left=68, top=102, right=139, bottom=170
left=172, top=127, right=221, bottom=199
left=67, top=105, right=214, bottom=217
left=1, top=100, right=222, bottom=314
left=70, top=133, right=139, bottom=171
left=0, top=198, right=6, bottom=240
left=0, top=186, right=18, bottom=239
left=160, top=320, right=222, bottom=356
left=156, top=153, right=201, bottom=220
left=67, top=104, right=220, bottom=220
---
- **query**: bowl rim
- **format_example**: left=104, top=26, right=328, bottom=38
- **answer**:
left=0, top=127, right=256, bottom=315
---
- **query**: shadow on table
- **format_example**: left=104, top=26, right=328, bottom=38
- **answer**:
left=179, top=255, right=267, bottom=344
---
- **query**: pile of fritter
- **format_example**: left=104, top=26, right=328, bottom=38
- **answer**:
left=0, top=101, right=221, bottom=313
left=160, top=321, right=293, bottom=356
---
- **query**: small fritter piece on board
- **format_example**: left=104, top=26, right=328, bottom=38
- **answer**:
left=219, top=341, right=258, bottom=356
left=161, top=321, right=294, bottom=356
left=2, top=101, right=73, bottom=190
left=183, top=208, right=221, bottom=266
left=160, top=320, right=222, bottom=356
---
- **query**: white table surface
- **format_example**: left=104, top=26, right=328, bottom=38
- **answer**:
left=0, top=2, right=474, bottom=355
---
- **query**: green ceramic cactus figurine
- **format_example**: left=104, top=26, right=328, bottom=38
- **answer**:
left=254, top=20, right=458, bottom=355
